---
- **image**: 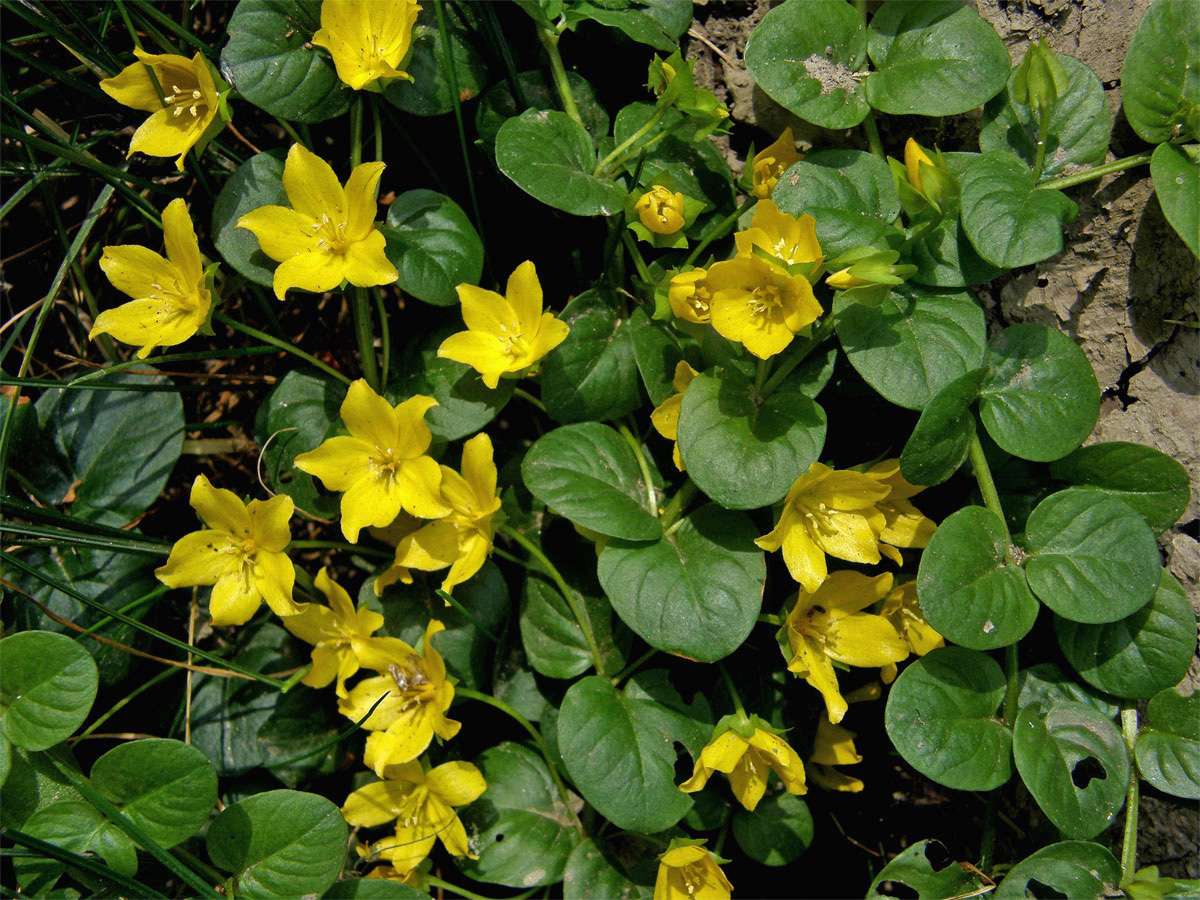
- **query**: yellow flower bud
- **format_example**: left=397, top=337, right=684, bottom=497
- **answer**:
left=825, top=267, right=874, bottom=291
left=636, top=185, right=686, bottom=235
left=904, top=137, right=935, bottom=193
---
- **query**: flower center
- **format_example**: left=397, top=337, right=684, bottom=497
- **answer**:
left=688, top=286, right=711, bottom=316
left=162, top=83, right=206, bottom=120
left=388, top=662, right=434, bottom=713
left=748, top=284, right=784, bottom=316
left=148, top=278, right=199, bottom=314
left=311, top=214, right=352, bottom=255
left=496, top=322, right=528, bottom=360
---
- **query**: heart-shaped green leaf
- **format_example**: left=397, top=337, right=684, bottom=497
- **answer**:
left=476, top=70, right=609, bottom=151
left=0, top=631, right=98, bottom=752
left=995, top=841, right=1122, bottom=900
left=885, top=647, right=1014, bottom=790
left=563, top=1, right=679, bottom=51
left=1017, top=663, right=1119, bottom=721
left=1049, top=441, right=1191, bottom=534
left=520, top=572, right=629, bottom=680
left=15, top=800, right=138, bottom=891
left=628, top=307, right=696, bottom=406
left=900, top=367, right=987, bottom=485
left=563, top=837, right=655, bottom=900
left=381, top=190, right=483, bottom=306
left=732, top=793, right=813, bottom=866
left=1150, top=141, right=1199, bottom=258
left=1120, top=0, right=1200, bottom=144
left=211, top=150, right=287, bottom=287
left=1135, top=688, right=1200, bottom=800
left=867, top=840, right=989, bottom=899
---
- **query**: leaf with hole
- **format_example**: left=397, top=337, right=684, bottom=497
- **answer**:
left=732, top=793, right=813, bottom=866
left=0, top=631, right=98, bottom=752
left=381, top=190, right=483, bottom=307
left=206, top=789, right=347, bottom=899
left=1025, top=489, right=1161, bottom=624
left=900, top=367, right=987, bottom=486
left=1120, top=0, right=1200, bottom=143
left=597, top=504, right=765, bottom=662
left=1151, top=141, right=1199, bottom=258
left=994, top=841, right=1122, bottom=900
left=867, top=839, right=989, bottom=899
left=978, top=324, right=1100, bottom=462
left=676, top=367, right=827, bottom=510
left=211, top=150, right=287, bottom=287
left=1013, top=702, right=1129, bottom=839
left=1135, top=688, right=1200, bottom=800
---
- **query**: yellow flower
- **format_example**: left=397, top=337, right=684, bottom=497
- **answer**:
left=294, top=379, right=451, bottom=544
left=370, top=513, right=422, bottom=596
left=91, top=198, right=211, bottom=359
left=650, top=361, right=699, bottom=471
left=782, top=571, right=908, bottom=723
left=342, top=758, right=485, bottom=875
left=654, top=842, right=733, bottom=900
left=362, top=862, right=421, bottom=886
left=311, top=0, right=422, bottom=91
left=705, top=255, right=823, bottom=360
left=236, top=144, right=398, bottom=300
left=751, top=127, right=803, bottom=200
left=679, top=721, right=806, bottom=811
left=636, top=185, right=686, bottom=235
left=339, top=620, right=461, bottom=775
left=390, top=433, right=502, bottom=595
left=733, top=200, right=824, bottom=279
left=668, top=268, right=712, bottom=324
left=99, top=48, right=222, bottom=172
left=155, top=475, right=303, bottom=627
left=865, top=459, right=937, bottom=564
left=879, top=580, right=944, bottom=684
left=808, top=717, right=864, bottom=792
left=904, top=137, right=935, bottom=193
left=825, top=268, right=873, bottom=291
left=755, top=462, right=892, bottom=593
left=437, top=261, right=569, bottom=389
left=280, top=566, right=389, bottom=697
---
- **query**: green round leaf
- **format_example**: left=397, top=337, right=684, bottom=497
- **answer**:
left=383, top=9, right=488, bottom=116
left=1055, top=570, right=1194, bottom=698
left=522, top=423, right=661, bottom=541
left=978, top=324, right=1100, bottom=462
left=325, top=879, right=431, bottom=899
left=981, top=55, right=1111, bottom=181
left=254, top=369, right=342, bottom=518
left=960, top=151, right=1079, bottom=268
left=0, top=733, right=10, bottom=790
left=1151, top=141, right=1199, bottom=258
left=1012, top=702, right=1129, bottom=839
left=676, top=368, right=827, bottom=510
left=460, top=742, right=582, bottom=887
left=744, top=0, right=869, bottom=129
left=732, top=793, right=813, bottom=866
left=1136, top=689, right=1200, bottom=800
left=520, top=573, right=629, bottom=680
left=90, top=739, right=217, bottom=849
left=563, top=837, right=655, bottom=900
left=0, top=744, right=85, bottom=830
left=496, top=109, right=625, bottom=216
left=835, top=285, right=987, bottom=410
left=628, top=307, right=695, bottom=406
left=1017, top=663, right=1119, bottom=721
left=597, top=504, right=765, bottom=663
left=908, top=218, right=1004, bottom=288
left=220, top=0, right=351, bottom=124
left=558, top=676, right=699, bottom=833
left=867, top=840, right=989, bottom=899
left=15, top=800, right=139, bottom=891
left=995, top=841, right=1122, bottom=900
left=1120, top=0, right=1200, bottom=143
left=900, top=367, right=987, bottom=486
left=206, top=789, right=347, bottom=899
left=1049, top=441, right=1192, bottom=534
left=865, top=0, right=1009, bottom=116
left=381, top=190, right=483, bottom=307
left=212, top=150, right=287, bottom=287
left=885, top=648, right=1014, bottom=791
left=0, top=631, right=98, bottom=752
left=540, top=290, right=641, bottom=423
left=476, top=70, right=609, bottom=150
left=563, top=1, right=678, bottom=51
left=1025, top=489, right=1161, bottom=624
left=772, top=150, right=901, bottom=257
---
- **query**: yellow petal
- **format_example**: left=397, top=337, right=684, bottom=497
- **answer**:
left=810, top=719, right=861, bottom=766
left=825, top=612, right=908, bottom=667
left=162, top=198, right=203, bottom=286
left=301, top=643, right=345, bottom=692
left=456, top=283, right=517, bottom=336
left=127, top=106, right=204, bottom=166
left=190, top=474, right=250, bottom=536
left=341, top=379, right=401, bottom=453
left=441, top=533, right=491, bottom=594
left=247, top=493, right=294, bottom=552
left=397, top=455, right=452, bottom=520
left=810, top=764, right=864, bottom=792
left=283, top=143, right=346, bottom=224
left=782, top=520, right=828, bottom=594
left=252, top=550, right=303, bottom=618
left=340, top=673, right=406, bottom=728
left=294, top=435, right=375, bottom=492
left=282, top=602, right=340, bottom=646
left=816, top=570, right=892, bottom=616
left=748, top=730, right=807, bottom=795
left=351, top=636, right=420, bottom=676
left=426, top=760, right=487, bottom=806
left=341, top=473, right=404, bottom=544
left=650, top=393, right=682, bottom=441
left=698, top=730, right=748, bottom=774
left=420, top=620, right=449, bottom=682
left=905, top=138, right=934, bottom=192
left=814, top=511, right=883, bottom=566
left=461, top=433, right=497, bottom=505
left=528, top=311, right=571, bottom=362
left=236, top=205, right=322, bottom=262
left=209, top=572, right=263, bottom=627
left=99, top=56, right=163, bottom=112
left=392, top=395, right=438, bottom=458
left=344, top=161, right=386, bottom=241
left=727, top=752, right=769, bottom=811
left=155, top=530, right=238, bottom=588
left=342, top=780, right=414, bottom=827
left=505, top=260, right=544, bottom=332
left=343, top=230, right=398, bottom=288
left=99, top=244, right=182, bottom=300
left=437, top=330, right=508, bottom=388
left=790, top=633, right=849, bottom=724
left=365, top=717, right=433, bottom=774
left=315, top=566, right=357, bottom=624
left=395, top=519, right=460, bottom=572
left=271, top=249, right=345, bottom=300
left=384, top=823, right=437, bottom=874
left=89, top=296, right=205, bottom=358
left=435, top=810, right=474, bottom=859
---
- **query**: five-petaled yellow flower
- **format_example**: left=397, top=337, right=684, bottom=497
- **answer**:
left=437, top=261, right=569, bottom=389
left=751, top=127, right=802, bottom=200
left=654, top=842, right=733, bottom=900
left=294, top=379, right=450, bottom=544
left=879, top=580, right=944, bottom=683
left=636, top=185, right=686, bottom=235
left=343, top=758, right=485, bottom=875
left=280, top=566, right=390, bottom=697
left=734, top=200, right=824, bottom=279
left=237, top=144, right=398, bottom=300
left=156, top=475, right=303, bottom=627
left=782, top=570, right=908, bottom=724
left=100, top=48, right=222, bottom=171
left=679, top=721, right=806, bottom=811
left=91, top=198, right=211, bottom=359
left=389, top=433, right=501, bottom=595
left=865, top=459, right=937, bottom=564
left=339, top=620, right=461, bottom=776
left=808, top=717, right=864, bottom=793
left=705, top=253, right=822, bottom=360
left=650, top=361, right=699, bottom=471
left=755, top=462, right=892, bottom=594
left=668, top=268, right=712, bottom=324
left=312, top=0, right=422, bottom=91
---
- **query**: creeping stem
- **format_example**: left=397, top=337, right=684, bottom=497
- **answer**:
left=619, top=423, right=659, bottom=517
left=1036, top=151, right=1153, bottom=191
left=593, top=104, right=670, bottom=177
left=1119, top=703, right=1141, bottom=881
left=968, top=434, right=1016, bottom=564
left=537, top=23, right=582, bottom=126
left=353, top=288, right=381, bottom=391
left=659, top=479, right=699, bottom=531
left=1032, top=102, right=1051, bottom=182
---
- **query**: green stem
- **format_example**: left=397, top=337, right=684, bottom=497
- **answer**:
left=1119, top=703, right=1140, bottom=881
left=968, top=433, right=1015, bottom=564
left=349, top=96, right=363, bottom=167
left=611, top=647, right=658, bottom=686
left=455, top=687, right=584, bottom=832
left=289, top=539, right=390, bottom=558
left=435, top=589, right=501, bottom=643
left=1001, top=642, right=1020, bottom=727
left=981, top=626, right=1022, bottom=873
left=862, top=110, right=885, bottom=160
left=659, top=479, right=699, bottom=531
left=272, top=116, right=308, bottom=150
left=374, top=289, right=391, bottom=381
left=371, top=94, right=383, bottom=163
left=753, top=357, right=770, bottom=397
left=1036, top=152, right=1153, bottom=191
left=684, top=195, right=757, bottom=267
left=594, top=104, right=669, bottom=177
left=1032, top=103, right=1051, bottom=182
left=761, top=316, right=835, bottom=396
left=717, top=663, right=747, bottom=720
left=618, top=424, right=659, bottom=517
left=78, top=666, right=181, bottom=737
left=512, top=386, right=546, bottom=412
left=2, top=827, right=166, bottom=898
left=213, top=312, right=351, bottom=386
left=537, top=25, right=582, bottom=126
left=498, top=524, right=606, bottom=675
left=353, top=289, right=380, bottom=391
left=621, top=231, right=653, bottom=284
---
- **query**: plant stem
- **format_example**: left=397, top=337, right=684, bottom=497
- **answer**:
left=290, top=539, right=390, bottom=558
left=621, top=231, right=653, bottom=284
left=455, top=687, right=584, bottom=832
left=349, top=96, right=363, bottom=167
left=1002, top=642, right=1020, bottom=726
left=512, top=386, right=546, bottom=412
left=213, top=312, right=351, bottom=386
left=862, top=110, right=886, bottom=160
left=1036, top=151, right=1153, bottom=191
left=373, top=289, right=390, bottom=381
left=1120, top=703, right=1140, bottom=881
left=610, top=647, right=658, bottom=686
left=594, top=104, right=669, bottom=177
left=1032, top=102, right=1051, bottom=182
left=659, top=479, right=699, bottom=530
left=753, top=357, right=770, bottom=397
left=618, top=424, right=659, bottom=517
left=370, top=94, right=383, bottom=163
left=537, top=24, right=582, bottom=126
left=967, top=434, right=1016, bottom=564
left=684, top=195, right=757, bottom=267
left=498, top=524, right=606, bottom=675
left=717, top=662, right=747, bottom=720
left=353, top=289, right=380, bottom=391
